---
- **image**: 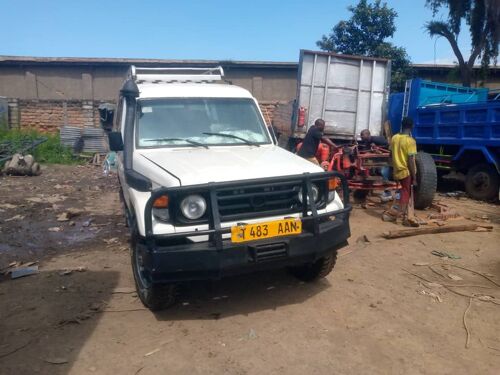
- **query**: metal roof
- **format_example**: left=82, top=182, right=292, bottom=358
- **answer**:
left=412, top=63, right=499, bottom=71
left=0, top=55, right=496, bottom=72
left=0, top=55, right=298, bottom=69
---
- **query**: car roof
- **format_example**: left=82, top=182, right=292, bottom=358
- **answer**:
left=137, top=83, right=254, bottom=99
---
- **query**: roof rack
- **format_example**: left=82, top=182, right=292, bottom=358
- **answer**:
left=129, top=65, right=224, bottom=84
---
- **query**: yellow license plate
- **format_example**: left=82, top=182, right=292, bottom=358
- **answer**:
left=231, top=218, right=302, bottom=243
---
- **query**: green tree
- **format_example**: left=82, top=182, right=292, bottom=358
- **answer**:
left=317, top=0, right=412, bottom=92
left=425, top=0, right=499, bottom=87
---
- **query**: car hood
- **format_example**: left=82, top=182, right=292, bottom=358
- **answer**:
left=136, top=145, right=323, bottom=186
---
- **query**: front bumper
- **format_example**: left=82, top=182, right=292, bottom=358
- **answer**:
left=140, top=171, right=352, bottom=283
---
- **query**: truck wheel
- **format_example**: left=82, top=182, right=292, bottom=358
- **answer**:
left=130, top=226, right=178, bottom=311
left=414, top=152, right=437, bottom=209
left=288, top=251, right=337, bottom=282
left=465, top=164, right=499, bottom=201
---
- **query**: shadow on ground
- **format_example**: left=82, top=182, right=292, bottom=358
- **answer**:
left=153, top=268, right=330, bottom=321
left=0, top=270, right=119, bottom=374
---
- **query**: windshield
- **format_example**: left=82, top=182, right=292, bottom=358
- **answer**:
left=136, top=98, right=271, bottom=148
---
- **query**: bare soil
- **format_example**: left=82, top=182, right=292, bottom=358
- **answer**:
left=0, top=165, right=499, bottom=375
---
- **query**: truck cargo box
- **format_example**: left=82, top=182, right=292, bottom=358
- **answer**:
left=293, top=50, right=391, bottom=140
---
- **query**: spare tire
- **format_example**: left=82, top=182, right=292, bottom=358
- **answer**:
left=414, top=152, right=437, bottom=209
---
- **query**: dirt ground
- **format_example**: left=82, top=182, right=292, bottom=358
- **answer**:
left=1, top=165, right=499, bottom=375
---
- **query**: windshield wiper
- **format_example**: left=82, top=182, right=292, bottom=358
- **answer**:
left=202, top=132, right=260, bottom=147
left=142, top=138, right=209, bottom=149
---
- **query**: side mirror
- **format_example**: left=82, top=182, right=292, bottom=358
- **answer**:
left=108, top=131, right=124, bottom=152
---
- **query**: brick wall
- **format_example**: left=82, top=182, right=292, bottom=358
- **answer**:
left=7, top=99, right=106, bottom=133
left=6, top=99, right=292, bottom=135
left=259, top=101, right=294, bottom=129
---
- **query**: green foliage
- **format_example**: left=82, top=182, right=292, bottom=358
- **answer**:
left=317, top=0, right=412, bottom=92
left=0, top=129, right=83, bottom=165
left=425, top=0, right=499, bottom=86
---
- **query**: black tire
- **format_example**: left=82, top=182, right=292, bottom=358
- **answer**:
left=414, top=152, right=437, bottom=209
left=465, top=164, right=499, bottom=201
left=130, top=224, right=178, bottom=311
left=289, top=251, right=337, bottom=282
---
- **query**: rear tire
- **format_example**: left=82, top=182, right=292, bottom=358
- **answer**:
left=465, top=164, right=499, bottom=201
left=289, top=251, right=337, bottom=282
left=130, top=224, right=178, bottom=311
left=414, top=152, right=437, bottom=209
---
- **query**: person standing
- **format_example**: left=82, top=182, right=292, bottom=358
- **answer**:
left=297, top=118, right=336, bottom=165
left=384, top=117, right=417, bottom=223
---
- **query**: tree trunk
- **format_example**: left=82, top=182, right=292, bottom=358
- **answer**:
left=459, top=64, right=473, bottom=87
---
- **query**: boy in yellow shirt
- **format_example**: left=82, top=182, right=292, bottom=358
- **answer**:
left=384, top=117, right=417, bottom=223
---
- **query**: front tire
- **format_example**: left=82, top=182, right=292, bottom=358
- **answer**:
left=289, top=251, right=337, bottom=282
left=465, top=164, right=499, bottom=201
left=130, top=225, right=178, bottom=311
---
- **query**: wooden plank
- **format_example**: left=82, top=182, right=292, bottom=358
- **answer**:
left=382, top=224, right=493, bottom=239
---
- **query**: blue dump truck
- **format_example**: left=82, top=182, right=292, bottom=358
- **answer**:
left=389, top=79, right=500, bottom=201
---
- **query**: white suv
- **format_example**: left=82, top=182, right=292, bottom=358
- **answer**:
left=108, top=66, right=351, bottom=310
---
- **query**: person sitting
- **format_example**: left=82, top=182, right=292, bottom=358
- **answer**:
left=358, top=129, right=388, bottom=151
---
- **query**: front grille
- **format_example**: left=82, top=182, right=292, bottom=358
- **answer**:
left=216, top=181, right=302, bottom=221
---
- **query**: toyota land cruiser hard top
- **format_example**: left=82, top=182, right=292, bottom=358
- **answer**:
left=108, top=66, right=352, bottom=310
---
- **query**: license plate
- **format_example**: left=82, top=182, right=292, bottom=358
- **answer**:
left=231, top=218, right=302, bottom=243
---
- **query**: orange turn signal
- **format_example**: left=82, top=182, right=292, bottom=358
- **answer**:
left=328, top=178, right=339, bottom=190
left=153, top=195, right=169, bottom=208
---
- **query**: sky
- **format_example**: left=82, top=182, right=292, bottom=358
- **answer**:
left=0, top=0, right=473, bottom=64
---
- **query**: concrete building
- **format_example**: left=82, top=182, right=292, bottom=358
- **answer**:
left=0, top=55, right=498, bottom=132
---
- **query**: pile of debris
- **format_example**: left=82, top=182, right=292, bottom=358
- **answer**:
left=2, top=153, right=41, bottom=176
left=0, top=137, right=47, bottom=176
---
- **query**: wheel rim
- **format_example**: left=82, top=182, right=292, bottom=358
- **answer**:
left=472, top=172, right=490, bottom=193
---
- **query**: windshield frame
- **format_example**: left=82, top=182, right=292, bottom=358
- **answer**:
left=134, top=97, right=273, bottom=149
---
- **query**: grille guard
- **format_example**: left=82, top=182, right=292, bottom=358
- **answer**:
left=144, top=171, right=351, bottom=249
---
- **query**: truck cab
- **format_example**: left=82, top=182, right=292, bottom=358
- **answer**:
left=108, top=66, right=351, bottom=310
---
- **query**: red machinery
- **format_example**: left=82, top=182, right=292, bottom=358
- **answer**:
left=296, top=141, right=397, bottom=193
left=328, top=144, right=398, bottom=192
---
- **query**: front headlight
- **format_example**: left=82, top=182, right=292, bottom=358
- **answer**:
left=180, top=195, right=207, bottom=220
left=297, top=184, right=320, bottom=204
left=153, top=194, right=170, bottom=222
left=327, top=178, right=339, bottom=203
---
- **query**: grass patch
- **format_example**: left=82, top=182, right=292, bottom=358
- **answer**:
left=0, top=129, right=84, bottom=165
